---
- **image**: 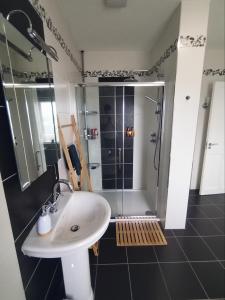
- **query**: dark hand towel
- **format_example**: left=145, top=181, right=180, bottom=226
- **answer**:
left=65, top=144, right=82, bottom=176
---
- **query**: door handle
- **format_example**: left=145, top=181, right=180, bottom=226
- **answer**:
left=208, top=142, right=218, bottom=149
left=118, top=148, right=122, bottom=170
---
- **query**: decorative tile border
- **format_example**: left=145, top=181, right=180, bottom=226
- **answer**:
left=2, top=64, right=53, bottom=81
left=179, top=35, right=207, bottom=47
left=84, top=35, right=207, bottom=79
left=203, top=68, right=225, bottom=76
left=29, top=0, right=82, bottom=72
left=84, top=38, right=178, bottom=78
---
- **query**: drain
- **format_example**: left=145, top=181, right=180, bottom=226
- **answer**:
left=70, top=225, right=80, bottom=232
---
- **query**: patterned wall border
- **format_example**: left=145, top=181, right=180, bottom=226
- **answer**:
left=179, top=35, right=207, bottom=47
left=84, top=35, right=207, bottom=78
left=28, top=0, right=82, bottom=72
left=2, top=64, right=53, bottom=81
left=84, top=38, right=178, bottom=78
left=203, top=68, right=225, bottom=76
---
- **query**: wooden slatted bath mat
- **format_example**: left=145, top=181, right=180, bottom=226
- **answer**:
left=116, top=217, right=167, bottom=247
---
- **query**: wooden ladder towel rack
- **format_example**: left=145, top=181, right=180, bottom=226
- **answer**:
left=57, top=114, right=99, bottom=256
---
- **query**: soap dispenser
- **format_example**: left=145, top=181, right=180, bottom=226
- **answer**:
left=37, top=205, right=52, bottom=236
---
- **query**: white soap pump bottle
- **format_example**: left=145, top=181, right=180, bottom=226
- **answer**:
left=37, top=204, right=52, bottom=236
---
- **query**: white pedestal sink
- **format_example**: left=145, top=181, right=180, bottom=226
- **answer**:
left=22, top=191, right=111, bottom=300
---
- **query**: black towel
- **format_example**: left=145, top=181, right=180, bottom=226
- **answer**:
left=65, top=144, right=82, bottom=176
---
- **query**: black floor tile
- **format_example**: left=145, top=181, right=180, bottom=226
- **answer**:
left=98, top=239, right=127, bottom=264
left=161, top=262, right=207, bottom=300
left=219, top=260, right=225, bottom=268
left=177, top=237, right=215, bottom=261
left=191, top=262, right=225, bottom=299
left=189, top=218, right=222, bottom=236
left=173, top=220, right=198, bottom=236
left=208, top=193, right=225, bottom=204
left=203, top=236, right=225, bottom=260
left=127, top=246, right=157, bottom=263
left=211, top=218, right=225, bottom=234
left=187, top=206, right=207, bottom=218
left=188, top=194, right=213, bottom=206
left=200, top=205, right=224, bottom=218
left=102, top=223, right=116, bottom=238
left=162, top=229, right=174, bottom=237
left=155, top=237, right=187, bottom=262
left=129, top=264, right=170, bottom=300
left=216, top=205, right=225, bottom=215
left=95, top=265, right=131, bottom=300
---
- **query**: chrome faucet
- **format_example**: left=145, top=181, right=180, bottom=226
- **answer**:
left=50, top=179, right=73, bottom=213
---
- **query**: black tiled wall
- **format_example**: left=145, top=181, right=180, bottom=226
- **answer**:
left=99, top=78, right=134, bottom=189
left=0, top=2, right=64, bottom=299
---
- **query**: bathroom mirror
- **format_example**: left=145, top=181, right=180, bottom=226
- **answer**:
left=0, top=14, right=60, bottom=191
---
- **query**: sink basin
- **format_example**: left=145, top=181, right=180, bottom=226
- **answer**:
left=22, top=191, right=111, bottom=300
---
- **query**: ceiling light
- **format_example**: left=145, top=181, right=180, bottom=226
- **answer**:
left=104, top=0, right=127, bottom=8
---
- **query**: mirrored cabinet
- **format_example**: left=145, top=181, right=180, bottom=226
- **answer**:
left=0, top=14, right=60, bottom=191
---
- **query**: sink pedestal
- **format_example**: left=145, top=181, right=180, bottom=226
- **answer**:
left=61, top=249, right=94, bottom=300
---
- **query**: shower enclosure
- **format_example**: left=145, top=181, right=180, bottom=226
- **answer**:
left=75, top=81, right=165, bottom=218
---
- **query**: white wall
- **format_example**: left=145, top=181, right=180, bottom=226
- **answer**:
left=191, top=48, right=225, bottom=189
left=149, top=5, right=181, bottom=222
left=165, top=0, right=210, bottom=229
left=84, top=51, right=151, bottom=72
left=0, top=175, right=25, bottom=300
left=31, top=0, right=82, bottom=180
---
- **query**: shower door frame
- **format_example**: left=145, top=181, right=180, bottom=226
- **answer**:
left=75, top=81, right=166, bottom=219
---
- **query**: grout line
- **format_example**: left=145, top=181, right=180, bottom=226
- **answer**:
left=25, top=258, right=42, bottom=291
left=174, top=235, right=210, bottom=299
left=153, top=247, right=172, bottom=300
left=15, top=193, right=52, bottom=243
left=93, top=259, right=223, bottom=266
left=173, top=234, right=225, bottom=238
left=214, top=205, right=225, bottom=215
left=187, top=217, right=225, bottom=220
left=44, top=263, right=59, bottom=300
left=97, top=262, right=128, bottom=266
left=207, top=219, right=224, bottom=235
left=125, top=247, right=133, bottom=300
left=2, top=172, right=17, bottom=183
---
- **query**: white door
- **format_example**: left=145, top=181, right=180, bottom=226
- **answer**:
left=200, top=82, right=225, bottom=195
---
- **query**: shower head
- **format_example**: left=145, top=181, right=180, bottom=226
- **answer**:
left=6, top=10, right=32, bottom=30
left=6, top=9, right=59, bottom=62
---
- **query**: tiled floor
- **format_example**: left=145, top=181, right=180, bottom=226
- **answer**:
left=91, top=193, right=225, bottom=300
left=54, top=193, right=224, bottom=300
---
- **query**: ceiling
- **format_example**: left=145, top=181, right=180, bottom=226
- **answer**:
left=56, top=0, right=180, bottom=51
left=56, top=0, right=224, bottom=51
